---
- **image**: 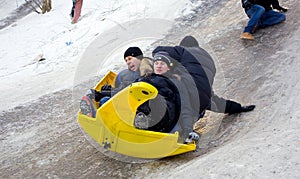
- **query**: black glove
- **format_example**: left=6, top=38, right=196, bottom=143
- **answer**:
left=99, top=84, right=112, bottom=97
left=241, top=105, right=256, bottom=112
left=89, top=89, right=102, bottom=102
left=280, top=7, right=288, bottom=12
left=87, top=88, right=111, bottom=102
left=101, top=84, right=112, bottom=91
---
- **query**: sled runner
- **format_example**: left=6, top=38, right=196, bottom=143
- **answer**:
left=77, top=71, right=197, bottom=159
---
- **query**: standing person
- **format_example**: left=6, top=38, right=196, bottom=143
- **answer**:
left=71, top=0, right=83, bottom=24
left=240, top=0, right=287, bottom=40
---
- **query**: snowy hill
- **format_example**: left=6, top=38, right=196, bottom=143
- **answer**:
left=0, top=0, right=299, bottom=178
left=0, top=0, right=200, bottom=111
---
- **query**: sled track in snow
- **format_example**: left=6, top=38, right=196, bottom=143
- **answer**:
left=0, top=1, right=34, bottom=30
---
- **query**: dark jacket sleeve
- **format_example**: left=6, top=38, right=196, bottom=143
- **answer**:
left=153, top=45, right=212, bottom=114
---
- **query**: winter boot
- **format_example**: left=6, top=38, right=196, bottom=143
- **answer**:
left=240, top=32, right=254, bottom=40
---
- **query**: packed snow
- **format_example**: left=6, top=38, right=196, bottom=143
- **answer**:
left=0, top=0, right=202, bottom=111
left=1, top=0, right=299, bottom=178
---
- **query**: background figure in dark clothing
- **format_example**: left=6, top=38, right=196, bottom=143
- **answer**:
left=70, top=0, right=76, bottom=18
left=240, top=0, right=287, bottom=40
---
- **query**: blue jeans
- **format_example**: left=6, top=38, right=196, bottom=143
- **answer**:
left=244, top=4, right=286, bottom=33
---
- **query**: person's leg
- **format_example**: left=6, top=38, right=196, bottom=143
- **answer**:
left=72, top=0, right=83, bottom=24
left=70, top=0, right=76, bottom=18
left=258, top=10, right=286, bottom=28
left=244, top=4, right=265, bottom=33
left=241, top=5, right=265, bottom=40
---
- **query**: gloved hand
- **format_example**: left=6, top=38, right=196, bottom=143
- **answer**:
left=87, top=88, right=111, bottom=102
left=280, top=7, right=288, bottom=12
left=88, top=89, right=102, bottom=102
left=101, top=84, right=112, bottom=91
left=100, top=84, right=112, bottom=97
left=241, top=105, right=255, bottom=112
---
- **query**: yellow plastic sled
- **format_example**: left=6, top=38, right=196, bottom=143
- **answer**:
left=77, top=71, right=196, bottom=159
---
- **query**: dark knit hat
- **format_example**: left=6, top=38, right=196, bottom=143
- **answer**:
left=179, top=36, right=199, bottom=47
left=153, top=51, right=173, bottom=67
left=124, top=47, right=143, bottom=60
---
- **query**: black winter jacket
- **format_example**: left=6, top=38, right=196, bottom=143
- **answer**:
left=135, top=74, right=181, bottom=133
left=155, top=40, right=244, bottom=115
left=153, top=46, right=211, bottom=115
left=136, top=71, right=199, bottom=140
left=242, top=0, right=285, bottom=11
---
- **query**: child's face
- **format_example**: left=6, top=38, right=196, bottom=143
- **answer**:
left=154, top=60, right=170, bottom=75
